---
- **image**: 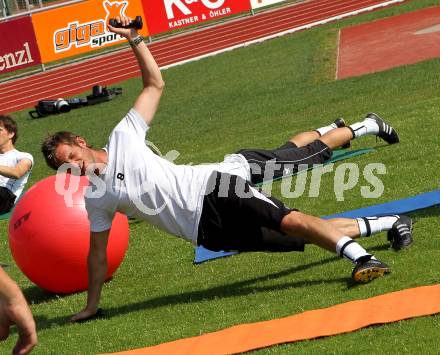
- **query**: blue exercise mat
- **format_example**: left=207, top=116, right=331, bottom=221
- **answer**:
left=194, top=247, right=237, bottom=264
left=194, top=189, right=440, bottom=264
left=324, top=189, right=440, bottom=219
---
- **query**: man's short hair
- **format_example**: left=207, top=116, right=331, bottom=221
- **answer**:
left=41, top=131, right=80, bottom=170
left=0, top=115, right=18, bottom=144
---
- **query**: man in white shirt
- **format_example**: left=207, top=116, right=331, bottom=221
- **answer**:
left=0, top=116, right=33, bottom=215
left=41, top=17, right=412, bottom=323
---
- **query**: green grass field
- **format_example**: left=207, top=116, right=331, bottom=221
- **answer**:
left=1, top=0, right=440, bottom=353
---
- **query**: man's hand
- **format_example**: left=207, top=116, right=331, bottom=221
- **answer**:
left=0, top=290, right=37, bottom=355
left=70, top=307, right=103, bottom=323
left=107, top=16, right=138, bottom=40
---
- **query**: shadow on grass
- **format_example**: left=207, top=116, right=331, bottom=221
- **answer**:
left=24, top=286, right=63, bottom=304
left=23, top=277, right=115, bottom=305
left=29, top=241, right=399, bottom=330
left=31, top=252, right=352, bottom=330
left=28, top=220, right=425, bottom=331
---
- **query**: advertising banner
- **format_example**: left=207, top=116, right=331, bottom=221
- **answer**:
left=250, top=0, right=286, bottom=9
left=32, top=0, right=149, bottom=63
left=0, top=16, right=42, bottom=74
left=143, top=0, right=252, bottom=35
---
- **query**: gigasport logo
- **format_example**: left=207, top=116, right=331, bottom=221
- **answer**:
left=53, top=0, right=129, bottom=53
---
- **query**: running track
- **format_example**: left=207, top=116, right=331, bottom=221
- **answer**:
left=0, top=0, right=405, bottom=114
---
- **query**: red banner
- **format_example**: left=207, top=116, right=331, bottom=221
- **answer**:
left=143, top=0, right=251, bottom=35
left=0, top=16, right=42, bottom=74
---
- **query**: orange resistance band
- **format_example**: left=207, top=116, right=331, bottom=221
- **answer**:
left=102, top=284, right=440, bottom=355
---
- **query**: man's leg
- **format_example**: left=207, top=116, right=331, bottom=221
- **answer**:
left=318, top=127, right=353, bottom=150
left=290, top=112, right=399, bottom=150
left=307, top=111, right=401, bottom=150
left=235, top=118, right=352, bottom=184
left=202, top=172, right=393, bottom=283
left=237, top=139, right=333, bottom=184
left=289, top=130, right=320, bottom=148
left=289, top=118, right=346, bottom=147
left=328, top=216, right=414, bottom=251
left=280, top=211, right=391, bottom=283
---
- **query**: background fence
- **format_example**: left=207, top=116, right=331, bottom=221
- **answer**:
left=1, top=0, right=43, bottom=16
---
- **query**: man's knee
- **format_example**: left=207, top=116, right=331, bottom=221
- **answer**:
left=280, top=211, right=308, bottom=233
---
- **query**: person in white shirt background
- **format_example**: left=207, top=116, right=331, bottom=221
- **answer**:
left=0, top=115, right=33, bottom=215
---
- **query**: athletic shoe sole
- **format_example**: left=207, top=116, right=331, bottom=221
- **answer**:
left=352, top=264, right=391, bottom=283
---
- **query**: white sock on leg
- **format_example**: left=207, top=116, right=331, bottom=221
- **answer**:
left=315, top=122, right=338, bottom=136
left=349, top=118, right=379, bottom=138
left=356, top=216, right=399, bottom=237
left=335, top=236, right=373, bottom=263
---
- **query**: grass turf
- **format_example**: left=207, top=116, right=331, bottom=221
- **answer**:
left=1, top=0, right=440, bottom=353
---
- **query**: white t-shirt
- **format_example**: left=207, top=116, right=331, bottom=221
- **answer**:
left=85, top=109, right=250, bottom=244
left=0, top=149, right=33, bottom=199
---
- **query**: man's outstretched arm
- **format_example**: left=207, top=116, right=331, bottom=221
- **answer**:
left=71, top=230, right=110, bottom=323
left=108, top=16, right=165, bottom=126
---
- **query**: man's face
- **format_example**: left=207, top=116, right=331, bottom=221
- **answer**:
left=0, top=123, right=13, bottom=147
left=54, top=139, right=95, bottom=176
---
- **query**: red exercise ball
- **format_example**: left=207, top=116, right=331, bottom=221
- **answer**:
left=8, top=174, right=129, bottom=294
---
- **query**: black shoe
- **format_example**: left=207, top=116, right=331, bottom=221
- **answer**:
left=366, top=112, right=400, bottom=144
left=352, top=256, right=391, bottom=283
left=387, top=215, right=413, bottom=251
left=333, top=117, right=346, bottom=128
left=333, top=118, right=351, bottom=149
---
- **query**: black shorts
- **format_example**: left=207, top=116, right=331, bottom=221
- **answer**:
left=197, top=172, right=306, bottom=252
left=236, top=140, right=332, bottom=184
left=0, top=187, right=16, bottom=215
